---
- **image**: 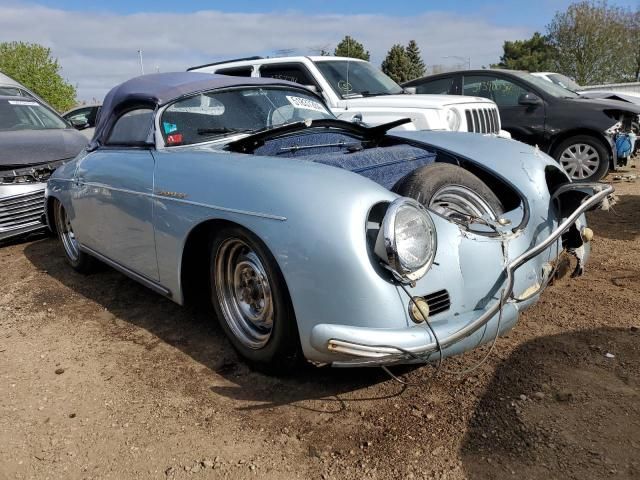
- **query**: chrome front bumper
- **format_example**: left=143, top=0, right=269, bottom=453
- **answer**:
left=0, top=183, right=47, bottom=242
left=310, top=182, right=614, bottom=367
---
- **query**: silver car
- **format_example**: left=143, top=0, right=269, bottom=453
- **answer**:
left=45, top=72, right=611, bottom=372
left=1, top=94, right=87, bottom=242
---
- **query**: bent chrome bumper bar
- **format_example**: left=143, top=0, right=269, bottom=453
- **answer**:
left=315, top=182, right=614, bottom=366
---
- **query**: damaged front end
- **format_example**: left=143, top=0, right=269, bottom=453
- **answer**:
left=605, top=113, right=639, bottom=168
left=0, top=161, right=62, bottom=242
left=318, top=181, right=613, bottom=367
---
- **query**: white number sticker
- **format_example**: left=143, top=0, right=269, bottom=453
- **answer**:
left=285, top=96, right=326, bottom=113
left=8, top=100, right=40, bottom=106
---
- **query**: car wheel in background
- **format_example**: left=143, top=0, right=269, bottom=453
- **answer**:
left=552, top=135, right=609, bottom=182
left=209, top=226, right=301, bottom=373
left=53, top=200, right=97, bottom=273
left=393, top=163, right=505, bottom=221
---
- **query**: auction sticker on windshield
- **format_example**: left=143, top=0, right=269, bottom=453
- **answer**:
left=8, top=100, right=40, bottom=106
left=285, top=96, right=326, bottom=113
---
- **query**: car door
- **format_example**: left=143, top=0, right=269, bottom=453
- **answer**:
left=462, top=74, right=545, bottom=145
left=72, top=107, right=159, bottom=281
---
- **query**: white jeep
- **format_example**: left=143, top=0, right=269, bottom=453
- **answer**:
left=189, top=56, right=505, bottom=135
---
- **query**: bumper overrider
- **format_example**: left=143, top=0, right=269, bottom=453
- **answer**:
left=311, top=183, right=614, bottom=367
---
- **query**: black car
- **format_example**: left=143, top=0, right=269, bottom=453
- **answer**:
left=0, top=95, right=87, bottom=242
left=403, top=70, right=640, bottom=181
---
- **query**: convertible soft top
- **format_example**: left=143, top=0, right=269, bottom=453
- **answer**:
left=90, top=72, right=306, bottom=149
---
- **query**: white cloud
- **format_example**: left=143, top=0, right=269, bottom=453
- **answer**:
left=0, top=3, right=532, bottom=102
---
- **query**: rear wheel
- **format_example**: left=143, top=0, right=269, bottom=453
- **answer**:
left=552, top=135, right=609, bottom=182
left=209, top=226, right=301, bottom=373
left=53, top=200, right=97, bottom=273
left=393, top=163, right=504, bottom=221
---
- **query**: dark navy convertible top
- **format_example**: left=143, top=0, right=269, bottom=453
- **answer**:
left=90, top=72, right=308, bottom=150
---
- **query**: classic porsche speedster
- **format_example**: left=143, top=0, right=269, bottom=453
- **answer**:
left=45, top=72, right=612, bottom=371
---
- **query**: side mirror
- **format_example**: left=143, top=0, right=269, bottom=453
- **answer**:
left=70, top=118, right=89, bottom=130
left=518, top=92, right=542, bottom=106
left=403, top=87, right=417, bottom=95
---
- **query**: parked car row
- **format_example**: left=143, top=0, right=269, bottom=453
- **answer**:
left=0, top=58, right=624, bottom=371
left=43, top=71, right=611, bottom=371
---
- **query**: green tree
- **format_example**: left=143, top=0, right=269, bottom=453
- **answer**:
left=0, top=41, right=76, bottom=111
left=491, top=32, right=557, bottom=71
left=381, top=44, right=412, bottom=84
left=334, top=36, right=370, bottom=61
left=405, top=40, right=426, bottom=80
left=546, top=1, right=635, bottom=84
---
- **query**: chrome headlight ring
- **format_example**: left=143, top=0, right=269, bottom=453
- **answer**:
left=375, top=197, right=438, bottom=284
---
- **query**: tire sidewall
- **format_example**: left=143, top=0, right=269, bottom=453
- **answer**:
left=393, top=163, right=505, bottom=216
left=553, top=135, right=610, bottom=182
left=209, top=226, right=300, bottom=369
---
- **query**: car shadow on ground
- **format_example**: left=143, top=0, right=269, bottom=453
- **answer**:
left=587, top=193, right=639, bottom=242
left=460, top=327, right=639, bottom=480
left=23, top=238, right=404, bottom=410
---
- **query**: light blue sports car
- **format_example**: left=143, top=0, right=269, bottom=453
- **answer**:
left=45, top=72, right=612, bottom=372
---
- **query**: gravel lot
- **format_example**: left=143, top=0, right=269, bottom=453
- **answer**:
left=1, top=170, right=639, bottom=480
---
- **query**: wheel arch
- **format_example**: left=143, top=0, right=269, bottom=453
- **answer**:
left=45, top=194, right=60, bottom=234
left=179, top=218, right=294, bottom=310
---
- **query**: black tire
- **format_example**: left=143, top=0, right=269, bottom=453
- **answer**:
left=393, top=163, right=504, bottom=219
left=209, top=225, right=301, bottom=373
left=552, top=135, right=610, bottom=182
left=53, top=199, right=97, bottom=274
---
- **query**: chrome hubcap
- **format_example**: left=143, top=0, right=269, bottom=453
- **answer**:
left=55, top=203, right=80, bottom=262
left=214, top=238, right=273, bottom=349
left=559, top=143, right=600, bottom=180
left=429, top=185, right=498, bottom=221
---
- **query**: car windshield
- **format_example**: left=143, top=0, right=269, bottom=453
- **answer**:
left=547, top=73, right=582, bottom=92
left=512, top=71, right=579, bottom=98
left=0, top=97, right=68, bottom=131
left=313, top=60, right=404, bottom=98
left=161, top=87, right=335, bottom=146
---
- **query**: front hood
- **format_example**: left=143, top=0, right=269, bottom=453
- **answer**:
left=578, top=91, right=640, bottom=105
left=565, top=96, right=640, bottom=114
left=0, top=128, right=88, bottom=168
left=341, top=94, right=495, bottom=109
left=392, top=131, right=561, bottom=200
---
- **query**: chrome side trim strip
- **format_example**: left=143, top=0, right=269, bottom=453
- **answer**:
left=80, top=244, right=172, bottom=298
left=75, top=181, right=286, bottom=221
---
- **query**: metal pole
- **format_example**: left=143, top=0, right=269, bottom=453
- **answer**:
left=138, top=49, right=144, bottom=75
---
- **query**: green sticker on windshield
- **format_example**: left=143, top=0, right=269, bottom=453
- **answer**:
left=163, top=122, right=177, bottom=133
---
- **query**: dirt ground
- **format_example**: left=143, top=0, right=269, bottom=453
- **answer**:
left=1, top=169, right=639, bottom=480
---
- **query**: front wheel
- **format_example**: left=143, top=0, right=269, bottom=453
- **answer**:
left=552, top=135, right=610, bottom=182
left=209, top=226, right=301, bottom=373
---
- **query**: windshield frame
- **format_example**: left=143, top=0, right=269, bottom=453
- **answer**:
left=313, top=59, right=404, bottom=99
left=156, top=85, right=335, bottom=149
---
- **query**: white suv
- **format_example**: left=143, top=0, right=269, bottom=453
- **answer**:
left=189, top=56, right=504, bottom=135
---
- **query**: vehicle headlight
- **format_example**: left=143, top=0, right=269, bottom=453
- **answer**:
left=374, top=198, right=437, bottom=283
left=445, top=108, right=461, bottom=131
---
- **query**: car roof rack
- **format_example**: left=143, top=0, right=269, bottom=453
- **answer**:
left=187, top=56, right=264, bottom=71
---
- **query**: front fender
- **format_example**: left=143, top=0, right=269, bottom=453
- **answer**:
left=151, top=149, right=414, bottom=359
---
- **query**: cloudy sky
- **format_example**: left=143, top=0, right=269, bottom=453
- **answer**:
left=0, top=0, right=636, bottom=102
